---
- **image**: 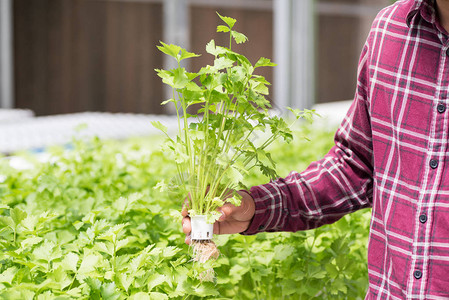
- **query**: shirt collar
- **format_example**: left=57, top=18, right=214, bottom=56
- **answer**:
left=406, top=0, right=436, bottom=27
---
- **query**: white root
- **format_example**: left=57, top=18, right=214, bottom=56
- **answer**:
left=191, top=240, right=220, bottom=282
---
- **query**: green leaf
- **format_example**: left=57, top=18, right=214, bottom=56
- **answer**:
left=228, top=264, right=250, bottom=283
left=150, top=292, right=168, bottom=300
left=307, top=265, right=327, bottom=279
left=206, top=40, right=225, bottom=57
left=155, top=69, right=175, bottom=87
left=254, top=252, right=275, bottom=266
left=273, top=244, right=295, bottom=261
left=94, top=241, right=114, bottom=256
left=85, top=277, right=102, bottom=294
left=10, top=207, right=27, bottom=227
left=214, top=57, right=234, bottom=70
left=216, top=25, right=230, bottom=33
left=21, top=215, right=39, bottom=231
left=194, top=283, right=220, bottom=296
left=325, top=263, right=339, bottom=278
left=20, top=236, right=43, bottom=249
left=186, top=82, right=202, bottom=92
left=101, top=282, right=121, bottom=300
left=172, top=143, right=189, bottom=164
left=280, top=279, right=298, bottom=296
left=32, top=240, right=56, bottom=262
left=253, top=82, right=269, bottom=95
left=78, top=254, right=100, bottom=277
left=157, top=41, right=182, bottom=60
left=231, top=31, right=248, bottom=44
left=291, top=269, right=306, bottom=281
left=154, top=180, right=168, bottom=193
left=216, top=12, right=236, bottom=29
left=151, top=121, right=168, bottom=135
left=49, top=266, right=72, bottom=290
left=160, top=99, right=175, bottom=105
left=0, top=267, right=18, bottom=284
left=226, top=194, right=241, bottom=207
left=229, top=66, right=246, bottom=83
left=255, top=57, right=277, bottom=68
left=226, top=166, right=244, bottom=185
left=147, top=273, right=168, bottom=291
left=162, top=246, right=180, bottom=258
left=287, top=107, right=319, bottom=121
left=179, top=48, right=201, bottom=61
left=173, top=68, right=190, bottom=89
left=256, top=149, right=275, bottom=168
left=118, top=272, right=133, bottom=292
left=130, top=292, right=151, bottom=300
left=61, top=252, right=79, bottom=272
left=116, top=238, right=130, bottom=251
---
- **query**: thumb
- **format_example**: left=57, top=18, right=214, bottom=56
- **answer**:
left=219, top=191, right=255, bottom=222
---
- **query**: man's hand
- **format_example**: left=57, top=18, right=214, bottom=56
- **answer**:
left=181, top=190, right=255, bottom=244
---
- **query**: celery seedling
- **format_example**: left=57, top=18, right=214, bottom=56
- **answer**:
left=154, top=13, right=313, bottom=281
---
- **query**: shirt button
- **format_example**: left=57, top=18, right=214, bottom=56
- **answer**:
left=430, top=159, right=439, bottom=169
left=258, top=225, right=265, bottom=230
left=437, top=103, right=446, bottom=113
left=419, top=214, right=427, bottom=223
left=414, top=270, right=423, bottom=279
left=446, top=48, right=449, bottom=56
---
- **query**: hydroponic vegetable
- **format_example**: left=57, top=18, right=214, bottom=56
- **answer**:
left=153, top=13, right=315, bottom=280
left=0, top=127, right=370, bottom=298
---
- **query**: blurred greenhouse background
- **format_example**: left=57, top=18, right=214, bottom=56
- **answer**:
left=0, top=0, right=390, bottom=152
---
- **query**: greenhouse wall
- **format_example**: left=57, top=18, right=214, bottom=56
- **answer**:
left=10, top=0, right=390, bottom=116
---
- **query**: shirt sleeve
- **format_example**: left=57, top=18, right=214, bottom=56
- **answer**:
left=243, top=42, right=374, bottom=235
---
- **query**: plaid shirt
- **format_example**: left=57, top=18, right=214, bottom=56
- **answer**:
left=244, top=0, right=449, bottom=298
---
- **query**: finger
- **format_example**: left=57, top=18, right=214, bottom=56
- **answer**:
left=181, top=209, right=188, bottom=217
left=213, top=222, right=220, bottom=235
left=219, top=204, right=235, bottom=221
left=182, top=217, right=191, bottom=234
left=181, top=198, right=189, bottom=216
left=217, top=209, right=226, bottom=222
left=184, top=233, right=191, bottom=245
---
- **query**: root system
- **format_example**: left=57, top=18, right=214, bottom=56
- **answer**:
left=191, top=240, right=220, bottom=282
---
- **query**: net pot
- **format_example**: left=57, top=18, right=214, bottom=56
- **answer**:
left=191, top=215, right=214, bottom=240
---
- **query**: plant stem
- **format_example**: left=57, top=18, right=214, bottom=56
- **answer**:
left=245, top=245, right=260, bottom=300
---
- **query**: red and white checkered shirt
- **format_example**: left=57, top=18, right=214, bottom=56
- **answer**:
left=245, top=0, right=449, bottom=298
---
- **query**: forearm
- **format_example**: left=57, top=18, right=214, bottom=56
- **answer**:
left=243, top=92, right=374, bottom=234
left=243, top=143, right=373, bottom=234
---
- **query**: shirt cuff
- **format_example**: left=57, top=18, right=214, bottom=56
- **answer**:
left=241, top=185, right=274, bottom=235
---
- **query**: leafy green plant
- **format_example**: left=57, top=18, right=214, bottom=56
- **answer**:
left=0, top=124, right=369, bottom=299
left=154, top=15, right=315, bottom=275
left=154, top=13, right=314, bottom=223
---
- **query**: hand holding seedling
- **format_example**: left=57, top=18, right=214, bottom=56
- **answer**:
left=181, top=190, right=255, bottom=244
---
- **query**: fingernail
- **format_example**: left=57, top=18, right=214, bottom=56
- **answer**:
left=218, top=210, right=225, bottom=221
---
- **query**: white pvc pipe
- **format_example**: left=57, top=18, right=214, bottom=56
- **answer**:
left=292, top=0, right=315, bottom=109
left=274, top=0, right=315, bottom=112
left=273, top=0, right=290, bottom=113
left=161, top=0, right=190, bottom=114
left=0, top=0, right=14, bottom=109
